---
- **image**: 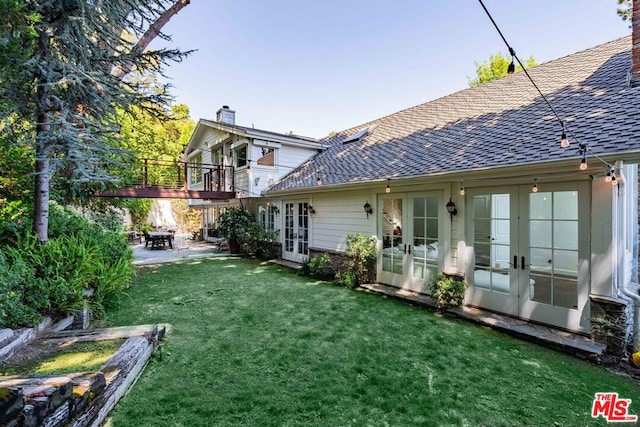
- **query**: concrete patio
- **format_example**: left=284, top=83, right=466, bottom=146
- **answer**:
left=131, top=236, right=230, bottom=266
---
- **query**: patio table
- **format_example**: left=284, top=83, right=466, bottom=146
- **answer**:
left=147, top=231, right=174, bottom=249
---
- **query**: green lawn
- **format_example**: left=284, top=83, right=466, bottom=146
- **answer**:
left=104, top=257, right=640, bottom=426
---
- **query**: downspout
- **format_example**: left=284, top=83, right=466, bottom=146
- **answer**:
left=615, top=161, right=640, bottom=352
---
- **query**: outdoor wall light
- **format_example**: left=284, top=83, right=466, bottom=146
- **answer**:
left=363, top=201, right=373, bottom=218
left=272, top=206, right=280, bottom=215
left=446, top=198, right=457, bottom=219
left=307, top=205, right=316, bottom=214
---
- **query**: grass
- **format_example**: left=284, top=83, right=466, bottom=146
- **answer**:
left=0, top=340, right=123, bottom=376
left=103, top=257, right=640, bottom=426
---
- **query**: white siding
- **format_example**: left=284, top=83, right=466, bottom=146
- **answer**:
left=279, top=145, right=319, bottom=170
left=310, top=191, right=376, bottom=252
left=248, top=141, right=318, bottom=196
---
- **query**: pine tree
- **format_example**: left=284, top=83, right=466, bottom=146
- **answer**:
left=0, top=0, right=190, bottom=242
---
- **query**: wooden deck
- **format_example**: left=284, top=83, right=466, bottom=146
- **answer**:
left=97, top=188, right=235, bottom=199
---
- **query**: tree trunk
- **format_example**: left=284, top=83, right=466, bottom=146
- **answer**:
left=33, top=112, right=51, bottom=243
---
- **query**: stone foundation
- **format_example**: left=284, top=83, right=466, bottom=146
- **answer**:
left=308, top=248, right=350, bottom=279
left=590, top=295, right=629, bottom=361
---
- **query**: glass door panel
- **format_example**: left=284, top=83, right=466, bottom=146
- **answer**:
left=284, top=203, right=294, bottom=253
left=472, top=194, right=511, bottom=294
left=528, top=191, right=578, bottom=309
left=381, top=198, right=404, bottom=275
left=412, top=196, right=439, bottom=283
left=298, top=203, right=309, bottom=255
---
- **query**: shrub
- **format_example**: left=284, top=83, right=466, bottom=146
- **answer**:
left=242, top=222, right=279, bottom=260
left=338, top=234, right=377, bottom=288
left=0, top=198, right=30, bottom=246
left=300, top=252, right=334, bottom=280
left=0, top=250, right=45, bottom=327
left=90, top=207, right=124, bottom=232
left=0, top=203, right=134, bottom=328
left=216, top=207, right=254, bottom=253
left=427, top=274, right=467, bottom=311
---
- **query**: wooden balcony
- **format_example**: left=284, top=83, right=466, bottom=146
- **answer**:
left=97, top=159, right=235, bottom=200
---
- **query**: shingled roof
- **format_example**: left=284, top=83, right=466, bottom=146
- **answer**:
left=266, top=36, right=640, bottom=193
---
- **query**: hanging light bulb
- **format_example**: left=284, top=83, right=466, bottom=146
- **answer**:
left=459, top=182, right=465, bottom=196
left=579, top=151, right=587, bottom=171
left=611, top=172, right=618, bottom=186
left=532, top=178, right=538, bottom=193
left=560, top=130, right=569, bottom=148
left=316, top=174, right=321, bottom=186
left=507, top=47, right=515, bottom=82
left=605, top=167, right=612, bottom=183
left=385, top=179, right=391, bottom=194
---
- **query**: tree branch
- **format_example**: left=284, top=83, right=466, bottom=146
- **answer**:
left=112, top=0, right=190, bottom=78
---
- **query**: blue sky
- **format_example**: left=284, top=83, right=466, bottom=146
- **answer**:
left=157, top=1, right=631, bottom=138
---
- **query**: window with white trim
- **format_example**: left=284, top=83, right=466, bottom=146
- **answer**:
left=234, top=145, right=247, bottom=168
left=189, top=152, right=202, bottom=184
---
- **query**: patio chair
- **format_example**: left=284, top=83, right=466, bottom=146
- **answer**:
left=143, top=231, right=160, bottom=249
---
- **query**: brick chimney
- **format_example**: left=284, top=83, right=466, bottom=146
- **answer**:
left=632, top=0, right=640, bottom=86
left=216, top=105, right=236, bottom=125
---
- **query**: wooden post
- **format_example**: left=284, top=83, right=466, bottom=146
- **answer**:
left=143, top=159, right=148, bottom=189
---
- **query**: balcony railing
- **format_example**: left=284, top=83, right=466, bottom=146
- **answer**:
left=96, top=159, right=235, bottom=199
left=203, top=165, right=235, bottom=193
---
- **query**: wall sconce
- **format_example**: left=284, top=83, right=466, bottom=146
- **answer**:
left=307, top=205, right=316, bottom=214
left=446, top=198, right=457, bottom=219
left=272, top=206, right=280, bottom=214
left=363, top=201, right=373, bottom=218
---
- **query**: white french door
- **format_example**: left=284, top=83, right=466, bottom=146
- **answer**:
left=378, top=192, right=443, bottom=292
left=466, top=183, right=590, bottom=332
left=466, top=187, right=520, bottom=316
left=282, top=201, right=310, bottom=263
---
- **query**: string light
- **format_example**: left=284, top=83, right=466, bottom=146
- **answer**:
left=316, top=174, right=322, bottom=185
left=611, top=170, right=618, bottom=186
left=478, top=0, right=614, bottom=174
left=459, top=181, right=465, bottom=196
left=605, top=167, right=612, bottom=183
left=579, top=149, right=587, bottom=171
left=507, top=47, right=515, bottom=82
left=560, top=124, right=569, bottom=148
left=532, top=178, right=538, bottom=193
left=385, top=178, right=391, bottom=193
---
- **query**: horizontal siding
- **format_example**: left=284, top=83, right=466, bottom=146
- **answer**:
left=310, top=191, right=376, bottom=252
left=279, top=145, right=317, bottom=169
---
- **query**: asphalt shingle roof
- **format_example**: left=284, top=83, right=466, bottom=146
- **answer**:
left=267, top=36, right=640, bottom=192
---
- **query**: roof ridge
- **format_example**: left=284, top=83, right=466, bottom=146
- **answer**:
left=199, top=119, right=317, bottom=142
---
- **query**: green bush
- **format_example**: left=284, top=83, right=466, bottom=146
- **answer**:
left=0, top=250, right=45, bottom=327
left=338, top=234, right=377, bottom=289
left=0, top=198, right=30, bottom=246
left=0, top=203, right=134, bottom=328
left=90, top=208, right=124, bottom=232
left=427, top=273, right=467, bottom=311
left=216, top=207, right=254, bottom=253
left=242, top=222, right=279, bottom=260
left=300, top=252, right=334, bottom=280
